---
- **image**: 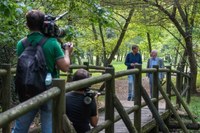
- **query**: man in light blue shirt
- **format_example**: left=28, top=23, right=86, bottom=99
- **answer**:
left=147, top=50, right=164, bottom=98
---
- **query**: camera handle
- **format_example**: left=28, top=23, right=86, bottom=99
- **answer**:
left=55, top=11, right=68, bottom=21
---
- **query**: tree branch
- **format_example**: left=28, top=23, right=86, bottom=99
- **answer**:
left=160, top=25, right=186, bottom=50
left=107, top=7, right=135, bottom=64
left=174, top=0, right=191, bottom=37
left=143, top=0, right=187, bottom=38
left=190, top=0, right=198, bottom=28
left=171, top=4, right=176, bottom=18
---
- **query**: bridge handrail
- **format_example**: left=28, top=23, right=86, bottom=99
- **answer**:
left=0, top=72, right=112, bottom=121
left=0, top=64, right=192, bottom=133
left=0, top=86, right=60, bottom=126
left=65, top=73, right=112, bottom=92
left=0, top=65, right=190, bottom=78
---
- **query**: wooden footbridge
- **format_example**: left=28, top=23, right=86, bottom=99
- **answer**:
left=0, top=63, right=200, bottom=133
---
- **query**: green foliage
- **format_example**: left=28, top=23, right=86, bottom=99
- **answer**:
left=0, top=0, right=18, bottom=16
left=64, top=25, right=78, bottom=42
left=0, top=1, right=27, bottom=46
left=0, top=1, right=28, bottom=64
left=0, top=0, right=199, bottom=70
left=111, top=60, right=126, bottom=72
left=87, top=2, right=114, bottom=27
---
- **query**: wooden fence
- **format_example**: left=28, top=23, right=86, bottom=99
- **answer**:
left=0, top=63, right=198, bottom=133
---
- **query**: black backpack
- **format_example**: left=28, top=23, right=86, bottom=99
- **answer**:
left=15, top=37, right=48, bottom=102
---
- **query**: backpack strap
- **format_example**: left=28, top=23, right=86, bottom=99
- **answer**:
left=21, top=37, right=48, bottom=48
left=37, top=37, right=48, bottom=47
left=21, top=37, right=31, bottom=48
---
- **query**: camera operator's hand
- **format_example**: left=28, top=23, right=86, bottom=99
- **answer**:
left=57, top=42, right=73, bottom=72
left=63, top=42, right=73, bottom=55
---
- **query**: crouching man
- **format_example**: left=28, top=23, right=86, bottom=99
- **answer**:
left=65, top=69, right=99, bottom=133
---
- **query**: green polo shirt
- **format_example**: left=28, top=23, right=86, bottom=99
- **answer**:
left=17, top=32, right=64, bottom=78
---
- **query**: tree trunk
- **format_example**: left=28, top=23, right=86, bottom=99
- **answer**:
left=99, top=23, right=107, bottom=66
left=107, top=8, right=135, bottom=64
left=147, top=32, right=152, bottom=53
left=178, top=50, right=187, bottom=72
left=185, top=38, right=197, bottom=93
left=91, top=23, right=100, bottom=66
left=77, top=56, right=82, bottom=65
left=117, top=51, right=120, bottom=61
left=174, top=45, right=180, bottom=67
left=143, top=0, right=198, bottom=93
left=120, top=53, right=124, bottom=61
left=96, top=55, right=101, bottom=66
left=88, top=51, right=94, bottom=65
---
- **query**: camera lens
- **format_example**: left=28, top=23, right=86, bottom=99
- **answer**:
left=56, top=28, right=66, bottom=38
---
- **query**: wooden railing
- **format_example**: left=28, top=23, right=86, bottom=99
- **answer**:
left=0, top=63, right=197, bottom=133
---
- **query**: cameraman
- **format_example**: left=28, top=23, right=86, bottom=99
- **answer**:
left=12, top=10, right=73, bottom=133
left=65, top=69, right=99, bottom=133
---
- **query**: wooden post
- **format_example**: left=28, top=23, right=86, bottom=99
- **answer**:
left=183, top=76, right=187, bottom=96
left=134, top=65, right=141, bottom=132
left=105, top=66, right=115, bottom=133
left=83, top=62, right=89, bottom=71
left=63, top=114, right=76, bottom=133
left=187, top=73, right=191, bottom=104
left=176, top=68, right=181, bottom=108
left=52, top=79, right=66, bottom=133
left=141, top=86, right=170, bottom=133
left=179, top=71, right=183, bottom=95
left=158, top=83, right=189, bottom=133
left=113, top=95, right=138, bottom=133
left=164, top=66, right=171, bottom=128
left=67, top=68, right=73, bottom=82
left=151, top=65, right=159, bottom=133
left=170, top=84, right=197, bottom=124
left=1, top=64, right=11, bottom=133
left=153, top=65, right=159, bottom=110
left=165, top=66, right=171, bottom=109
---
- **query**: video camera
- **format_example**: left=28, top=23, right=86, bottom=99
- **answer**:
left=84, top=89, right=104, bottom=105
left=42, top=11, right=68, bottom=38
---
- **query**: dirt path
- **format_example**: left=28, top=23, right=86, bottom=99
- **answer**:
left=115, top=77, right=150, bottom=101
left=104, top=77, right=166, bottom=109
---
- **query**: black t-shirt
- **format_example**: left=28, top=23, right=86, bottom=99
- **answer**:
left=65, top=91, right=97, bottom=133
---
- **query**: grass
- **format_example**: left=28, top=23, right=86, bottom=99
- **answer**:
left=171, top=96, right=200, bottom=123
left=111, top=60, right=147, bottom=72
left=187, top=96, right=200, bottom=122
